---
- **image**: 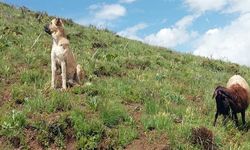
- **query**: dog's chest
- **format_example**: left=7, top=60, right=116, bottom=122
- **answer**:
left=51, top=43, right=65, bottom=61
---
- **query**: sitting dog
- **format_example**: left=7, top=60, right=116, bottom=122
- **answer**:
left=44, top=18, right=84, bottom=89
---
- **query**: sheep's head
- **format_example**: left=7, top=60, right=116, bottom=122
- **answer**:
left=213, top=86, right=231, bottom=115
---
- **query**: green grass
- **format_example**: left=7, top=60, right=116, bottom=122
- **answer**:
left=70, top=109, right=104, bottom=149
left=1, top=2, right=250, bottom=149
left=100, top=101, right=129, bottom=127
left=117, top=125, right=138, bottom=147
left=1, top=110, right=27, bottom=137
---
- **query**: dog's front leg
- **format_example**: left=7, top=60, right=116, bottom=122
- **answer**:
left=61, top=61, right=67, bottom=89
left=51, top=57, right=56, bottom=89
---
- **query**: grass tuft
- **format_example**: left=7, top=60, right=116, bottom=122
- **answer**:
left=100, top=101, right=129, bottom=127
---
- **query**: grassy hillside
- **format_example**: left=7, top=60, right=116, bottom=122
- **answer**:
left=1, top=2, right=250, bottom=149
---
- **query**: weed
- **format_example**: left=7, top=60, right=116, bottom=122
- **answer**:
left=155, top=72, right=166, bottom=81
left=87, top=96, right=100, bottom=111
left=1, top=110, right=27, bottom=137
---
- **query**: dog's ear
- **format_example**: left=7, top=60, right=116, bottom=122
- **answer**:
left=55, top=18, right=64, bottom=27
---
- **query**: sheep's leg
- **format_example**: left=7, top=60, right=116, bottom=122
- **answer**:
left=223, top=115, right=228, bottom=126
left=232, top=112, right=239, bottom=127
left=241, top=111, right=246, bottom=127
left=213, top=112, right=219, bottom=126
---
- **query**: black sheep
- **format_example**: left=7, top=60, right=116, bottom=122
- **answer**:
left=213, top=84, right=249, bottom=127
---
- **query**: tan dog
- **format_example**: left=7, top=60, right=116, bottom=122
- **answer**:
left=44, top=18, right=84, bottom=89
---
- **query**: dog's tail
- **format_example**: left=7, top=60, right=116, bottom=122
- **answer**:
left=76, top=64, right=84, bottom=83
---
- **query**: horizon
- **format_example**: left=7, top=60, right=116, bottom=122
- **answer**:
left=1, top=0, right=250, bottom=67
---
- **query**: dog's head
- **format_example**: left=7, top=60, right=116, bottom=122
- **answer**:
left=44, top=18, right=64, bottom=35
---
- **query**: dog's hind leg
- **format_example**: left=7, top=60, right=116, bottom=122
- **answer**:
left=67, top=79, right=77, bottom=87
left=76, top=64, right=84, bottom=83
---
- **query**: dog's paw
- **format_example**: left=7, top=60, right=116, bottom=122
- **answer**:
left=51, top=86, right=56, bottom=90
left=59, top=88, right=67, bottom=92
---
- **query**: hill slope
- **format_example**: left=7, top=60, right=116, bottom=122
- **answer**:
left=1, top=2, right=250, bottom=149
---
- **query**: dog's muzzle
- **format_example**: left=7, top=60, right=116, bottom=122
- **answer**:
left=44, top=24, right=52, bottom=35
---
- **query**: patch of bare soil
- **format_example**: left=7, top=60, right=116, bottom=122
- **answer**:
left=24, top=126, right=43, bottom=150
left=0, top=137, right=4, bottom=145
left=10, top=136, right=21, bottom=149
left=125, top=130, right=170, bottom=150
left=124, top=60, right=151, bottom=70
left=92, top=42, right=107, bottom=49
left=66, top=136, right=76, bottom=150
left=0, top=89, right=11, bottom=106
left=65, top=118, right=77, bottom=150
left=186, top=95, right=203, bottom=103
left=123, top=102, right=142, bottom=123
left=24, top=116, right=77, bottom=150
left=93, top=66, right=127, bottom=78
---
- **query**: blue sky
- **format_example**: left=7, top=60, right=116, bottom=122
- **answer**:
left=1, top=0, right=250, bottom=66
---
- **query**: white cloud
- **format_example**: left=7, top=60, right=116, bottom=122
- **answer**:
left=184, top=0, right=250, bottom=13
left=175, top=14, right=200, bottom=29
left=143, top=15, right=199, bottom=48
left=224, top=0, right=250, bottom=14
left=91, top=4, right=126, bottom=21
left=76, top=3, right=126, bottom=28
left=144, top=28, right=186, bottom=48
left=184, top=0, right=250, bottom=66
left=184, top=0, right=228, bottom=12
left=118, top=15, right=200, bottom=47
left=193, top=13, right=250, bottom=66
left=119, top=0, right=136, bottom=4
left=117, top=23, right=148, bottom=41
